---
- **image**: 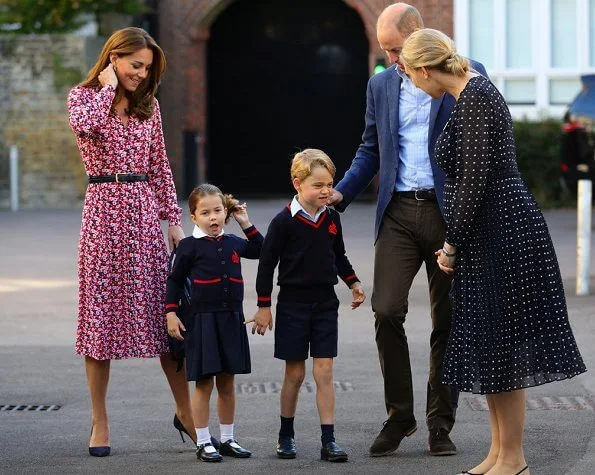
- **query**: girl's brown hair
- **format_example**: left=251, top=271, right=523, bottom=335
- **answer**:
left=188, top=184, right=239, bottom=224
left=80, top=27, right=166, bottom=120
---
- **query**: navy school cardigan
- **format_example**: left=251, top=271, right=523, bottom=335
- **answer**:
left=166, top=225, right=263, bottom=313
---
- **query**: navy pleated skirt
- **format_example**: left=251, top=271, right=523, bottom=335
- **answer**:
left=184, top=310, right=251, bottom=381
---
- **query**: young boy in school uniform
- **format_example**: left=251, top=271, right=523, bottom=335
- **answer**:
left=247, top=149, right=365, bottom=462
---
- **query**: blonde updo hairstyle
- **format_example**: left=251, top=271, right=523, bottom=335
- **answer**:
left=401, top=28, right=469, bottom=77
left=290, top=148, right=336, bottom=182
left=188, top=183, right=239, bottom=224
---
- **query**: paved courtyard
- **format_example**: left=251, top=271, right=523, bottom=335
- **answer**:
left=0, top=201, right=593, bottom=474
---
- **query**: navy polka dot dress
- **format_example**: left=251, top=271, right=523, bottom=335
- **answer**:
left=435, top=75, right=586, bottom=394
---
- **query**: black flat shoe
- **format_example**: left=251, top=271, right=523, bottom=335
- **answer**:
left=196, top=443, right=222, bottom=462
left=173, top=414, right=220, bottom=448
left=320, top=441, right=348, bottom=462
left=276, top=437, right=297, bottom=459
left=219, top=439, right=251, bottom=458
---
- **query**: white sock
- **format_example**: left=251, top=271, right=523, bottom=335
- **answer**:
left=196, top=427, right=216, bottom=453
left=220, top=423, right=234, bottom=443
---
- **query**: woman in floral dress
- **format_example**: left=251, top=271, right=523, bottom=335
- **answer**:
left=68, top=27, right=194, bottom=456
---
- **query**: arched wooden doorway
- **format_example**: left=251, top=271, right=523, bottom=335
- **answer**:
left=206, top=0, right=369, bottom=195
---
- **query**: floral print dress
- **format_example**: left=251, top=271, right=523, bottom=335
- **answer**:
left=68, top=85, right=181, bottom=360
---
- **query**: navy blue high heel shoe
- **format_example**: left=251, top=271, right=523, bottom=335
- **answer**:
left=88, top=426, right=110, bottom=457
left=173, top=414, right=220, bottom=448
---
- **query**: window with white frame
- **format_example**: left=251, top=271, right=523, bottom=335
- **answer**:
left=455, top=0, right=593, bottom=117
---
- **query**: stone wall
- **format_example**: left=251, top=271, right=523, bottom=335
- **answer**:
left=0, top=35, right=91, bottom=208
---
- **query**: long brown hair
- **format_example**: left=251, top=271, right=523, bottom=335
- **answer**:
left=80, top=27, right=166, bottom=120
left=188, top=184, right=240, bottom=224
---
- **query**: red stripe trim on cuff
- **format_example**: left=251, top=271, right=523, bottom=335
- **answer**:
left=165, top=303, right=178, bottom=309
left=257, top=296, right=271, bottom=302
left=245, top=228, right=258, bottom=238
left=343, top=274, right=357, bottom=282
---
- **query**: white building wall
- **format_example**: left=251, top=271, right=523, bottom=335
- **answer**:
left=454, top=0, right=595, bottom=120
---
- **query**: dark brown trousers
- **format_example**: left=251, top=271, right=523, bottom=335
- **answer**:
left=372, top=194, right=455, bottom=432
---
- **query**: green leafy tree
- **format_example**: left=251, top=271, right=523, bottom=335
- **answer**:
left=0, top=0, right=148, bottom=34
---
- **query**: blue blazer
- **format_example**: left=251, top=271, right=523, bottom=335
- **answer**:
left=335, top=61, right=487, bottom=242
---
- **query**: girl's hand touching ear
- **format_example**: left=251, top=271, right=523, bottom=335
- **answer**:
left=232, top=203, right=252, bottom=229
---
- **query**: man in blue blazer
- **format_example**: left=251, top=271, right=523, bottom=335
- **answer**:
left=328, top=3, right=487, bottom=458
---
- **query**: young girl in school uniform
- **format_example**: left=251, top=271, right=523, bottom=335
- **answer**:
left=166, top=183, right=263, bottom=462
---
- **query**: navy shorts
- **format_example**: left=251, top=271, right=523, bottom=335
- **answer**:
left=274, top=297, right=340, bottom=361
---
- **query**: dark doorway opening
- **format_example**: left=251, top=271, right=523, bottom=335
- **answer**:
left=207, top=0, right=369, bottom=196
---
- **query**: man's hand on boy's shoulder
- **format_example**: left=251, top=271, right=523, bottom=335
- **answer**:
left=245, top=307, right=273, bottom=336
left=327, top=189, right=343, bottom=206
left=350, top=282, right=365, bottom=309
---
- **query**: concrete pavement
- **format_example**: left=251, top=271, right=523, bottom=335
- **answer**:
left=0, top=201, right=593, bottom=474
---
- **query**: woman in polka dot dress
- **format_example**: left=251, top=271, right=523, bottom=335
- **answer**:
left=68, top=27, right=194, bottom=456
left=401, top=29, right=586, bottom=475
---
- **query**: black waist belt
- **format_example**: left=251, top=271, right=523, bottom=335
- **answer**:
left=395, top=189, right=436, bottom=201
left=88, top=173, right=148, bottom=184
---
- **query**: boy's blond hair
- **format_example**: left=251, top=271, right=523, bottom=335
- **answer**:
left=290, top=149, right=336, bottom=182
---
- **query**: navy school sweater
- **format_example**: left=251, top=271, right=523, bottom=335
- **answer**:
left=256, top=206, right=359, bottom=307
left=166, top=225, right=263, bottom=313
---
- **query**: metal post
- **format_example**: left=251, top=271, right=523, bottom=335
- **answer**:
left=9, top=145, right=19, bottom=212
left=576, top=179, right=592, bottom=295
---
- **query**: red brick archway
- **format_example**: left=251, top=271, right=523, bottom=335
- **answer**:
left=158, top=0, right=453, bottom=193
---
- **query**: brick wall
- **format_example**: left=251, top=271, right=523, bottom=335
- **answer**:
left=158, top=0, right=454, bottom=191
left=0, top=1, right=454, bottom=208
left=0, top=35, right=89, bottom=208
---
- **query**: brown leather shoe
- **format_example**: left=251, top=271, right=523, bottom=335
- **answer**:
left=428, top=428, right=456, bottom=456
left=369, top=419, right=417, bottom=457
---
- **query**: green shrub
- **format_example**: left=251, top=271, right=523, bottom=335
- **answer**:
left=513, top=118, right=573, bottom=208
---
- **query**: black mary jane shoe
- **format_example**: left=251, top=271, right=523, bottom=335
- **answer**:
left=196, top=443, right=223, bottom=462
left=320, top=441, right=348, bottom=463
left=276, top=437, right=297, bottom=459
left=219, top=439, right=252, bottom=458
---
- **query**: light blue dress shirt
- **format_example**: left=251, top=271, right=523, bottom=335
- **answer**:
left=394, top=67, right=434, bottom=192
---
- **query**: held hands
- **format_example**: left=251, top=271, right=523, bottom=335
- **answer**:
left=232, top=202, right=252, bottom=229
left=435, top=243, right=457, bottom=275
left=98, top=63, right=118, bottom=89
left=327, top=189, right=344, bottom=206
left=166, top=312, right=186, bottom=341
left=168, top=225, right=185, bottom=252
left=245, top=307, right=273, bottom=336
left=350, top=282, right=366, bottom=309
